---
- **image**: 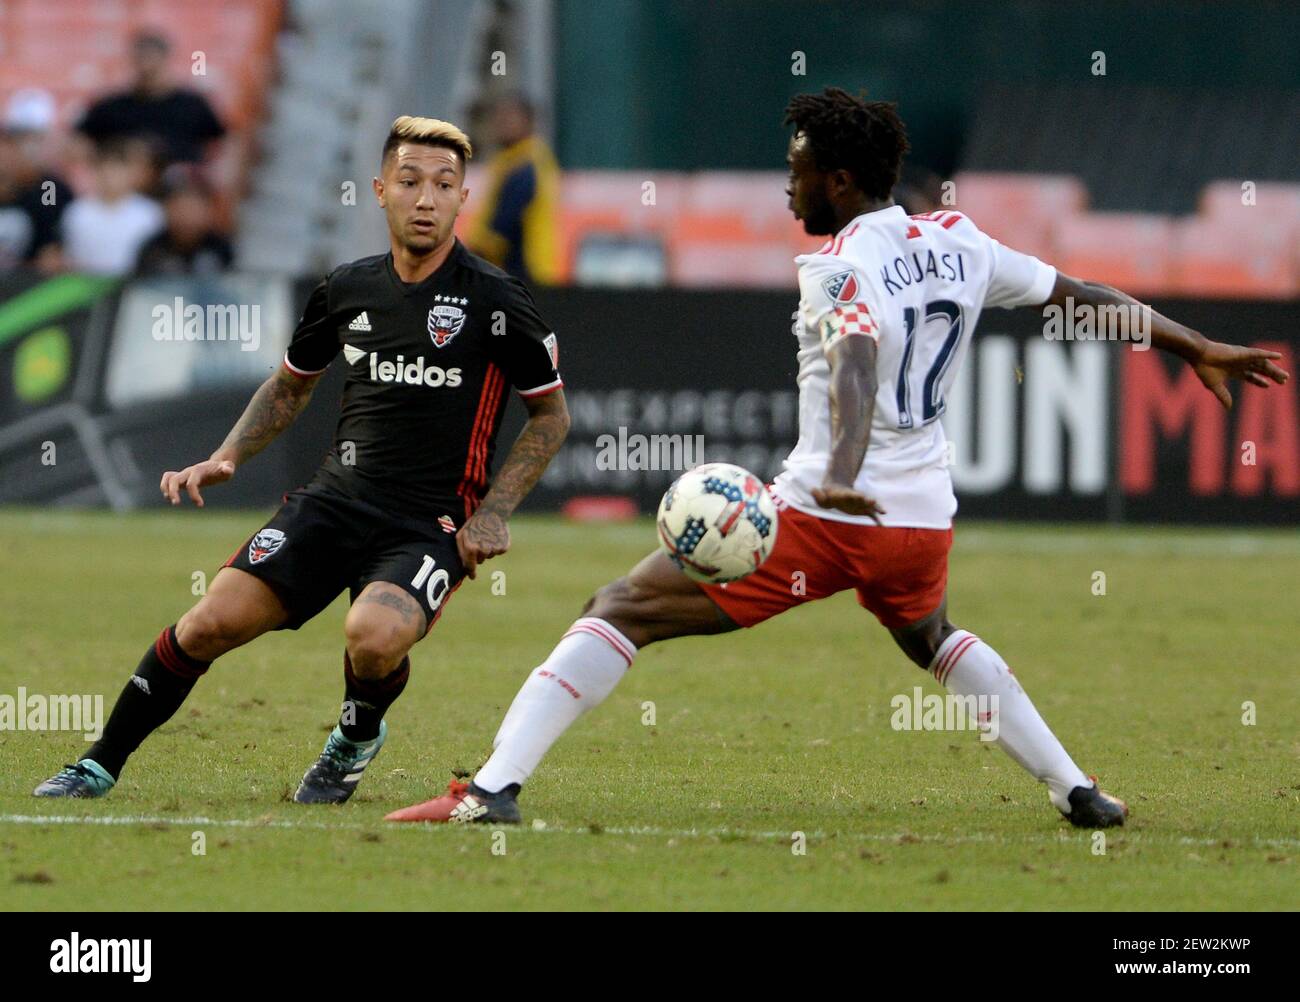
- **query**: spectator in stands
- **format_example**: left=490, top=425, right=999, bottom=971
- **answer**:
left=0, top=89, right=73, bottom=274
left=465, top=94, right=560, bottom=284
left=61, top=139, right=164, bottom=276
left=134, top=166, right=233, bottom=276
left=77, top=30, right=226, bottom=166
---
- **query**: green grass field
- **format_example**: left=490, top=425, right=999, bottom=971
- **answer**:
left=0, top=509, right=1296, bottom=910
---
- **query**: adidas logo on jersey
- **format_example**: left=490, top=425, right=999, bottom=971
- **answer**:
left=343, top=344, right=462, bottom=388
left=348, top=312, right=372, bottom=331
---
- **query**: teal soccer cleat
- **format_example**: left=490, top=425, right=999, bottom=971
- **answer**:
left=33, top=760, right=116, bottom=798
left=293, top=721, right=388, bottom=804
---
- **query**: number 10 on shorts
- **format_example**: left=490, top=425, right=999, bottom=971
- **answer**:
left=411, top=554, right=451, bottom=609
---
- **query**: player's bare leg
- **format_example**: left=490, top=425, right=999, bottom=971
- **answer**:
left=386, top=551, right=733, bottom=822
left=294, top=582, right=428, bottom=804
left=34, top=568, right=288, bottom=798
left=889, top=594, right=1127, bottom=828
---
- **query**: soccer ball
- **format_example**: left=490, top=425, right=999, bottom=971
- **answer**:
left=656, top=462, right=779, bottom=584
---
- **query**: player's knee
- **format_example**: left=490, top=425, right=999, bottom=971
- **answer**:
left=344, top=620, right=411, bottom=677
left=176, top=603, right=249, bottom=660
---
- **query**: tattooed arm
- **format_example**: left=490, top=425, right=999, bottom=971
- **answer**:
left=456, top=388, right=570, bottom=578
left=160, top=366, right=323, bottom=506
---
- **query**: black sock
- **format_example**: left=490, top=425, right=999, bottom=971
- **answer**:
left=339, top=653, right=410, bottom=742
left=84, top=625, right=211, bottom=779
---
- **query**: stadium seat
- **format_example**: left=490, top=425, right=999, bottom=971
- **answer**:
left=555, top=171, right=686, bottom=279
left=1052, top=213, right=1176, bottom=294
left=679, top=171, right=794, bottom=240
left=949, top=172, right=1088, bottom=260
left=1171, top=216, right=1298, bottom=298
left=1198, top=180, right=1300, bottom=222
left=667, top=171, right=819, bottom=287
left=1, top=0, right=279, bottom=237
left=667, top=229, right=811, bottom=288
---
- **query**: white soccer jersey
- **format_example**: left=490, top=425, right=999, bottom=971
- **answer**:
left=772, top=205, right=1057, bottom=528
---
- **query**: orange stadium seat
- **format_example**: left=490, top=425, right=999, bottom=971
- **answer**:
left=667, top=231, right=805, bottom=288
left=556, top=171, right=686, bottom=277
left=949, top=171, right=1087, bottom=260
left=679, top=172, right=793, bottom=240
left=1172, top=216, right=1298, bottom=298
left=0, top=0, right=280, bottom=212
left=1198, top=180, right=1300, bottom=222
left=1052, top=213, right=1175, bottom=294
left=668, top=172, right=820, bottom=286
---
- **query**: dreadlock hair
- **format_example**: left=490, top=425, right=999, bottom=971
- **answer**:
left=783, top=88, right=910, bottom=201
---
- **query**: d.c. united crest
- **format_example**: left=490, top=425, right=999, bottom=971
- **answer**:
left=428, top=305, right=466, bottom=348
left=249, top=528, right=286, bottom=564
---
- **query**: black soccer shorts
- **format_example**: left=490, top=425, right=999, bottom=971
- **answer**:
left=222, top=484, right=466, bottom=632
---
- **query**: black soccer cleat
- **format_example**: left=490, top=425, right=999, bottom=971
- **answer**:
left=293, top=722, right=387, bottom=804
left=384, top=778, right=522, bottom=823
left=1061, top=777, right=1128, bottom=828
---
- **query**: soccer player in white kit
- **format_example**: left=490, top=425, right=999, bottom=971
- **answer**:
left=390, top=88, right=1289, bottom=827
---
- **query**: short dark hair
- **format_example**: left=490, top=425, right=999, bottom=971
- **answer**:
left=783, top=87, right=910, bottom=201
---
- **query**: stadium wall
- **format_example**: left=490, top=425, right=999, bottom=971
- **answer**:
left=554, top=0, right=1300, bottom=174
left=0, top=273, right=1295, bottom=524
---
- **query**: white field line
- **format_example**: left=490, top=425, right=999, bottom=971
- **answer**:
left=2, top=813, right=1298, bottom=850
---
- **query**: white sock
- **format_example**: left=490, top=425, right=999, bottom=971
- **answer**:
left=473, top=617, right=637, bottom=793
left=931, top=630, right=1090, bottom=811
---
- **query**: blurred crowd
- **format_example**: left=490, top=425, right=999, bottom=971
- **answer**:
left=0, top=30, right=232, bottom=280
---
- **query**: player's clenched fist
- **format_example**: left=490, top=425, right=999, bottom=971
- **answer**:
left=455, top=508, right=510, bottom=579
left=160, top=459, right=236, bottom=507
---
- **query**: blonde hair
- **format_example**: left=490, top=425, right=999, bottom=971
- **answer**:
left=382, top=115, right=473, bottom=165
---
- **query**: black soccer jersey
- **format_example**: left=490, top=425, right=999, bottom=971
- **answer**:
left=283, top=239, right=562, bottom=523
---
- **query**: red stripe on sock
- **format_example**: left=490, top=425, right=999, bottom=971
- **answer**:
left=932, top=633, right=965, bottom=681
left=938, top=636, right=978, bottom=685
left=156, top=627, right=203, bottom=680
left=562, top=624, right=634, bottom=668
left=156, top=628, right=180, bottom=668
left=577, top=619, right=636, bottom=664
left=934, top=632, right=970, bottom=678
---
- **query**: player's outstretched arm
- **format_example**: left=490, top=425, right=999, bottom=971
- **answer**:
left=1045, top=273, right=1290, bottom=409
left=456, top=388, right=570, bottom=577
left=811, top=333, right=886, bottom=523
left=160, top=365, right=323, bottom=506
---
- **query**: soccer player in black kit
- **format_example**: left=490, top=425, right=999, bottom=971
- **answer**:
left=34, top=116, right=570, bottom=804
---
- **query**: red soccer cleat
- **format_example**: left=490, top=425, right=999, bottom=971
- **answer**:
left=384, top=778, right=521, bottom=824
